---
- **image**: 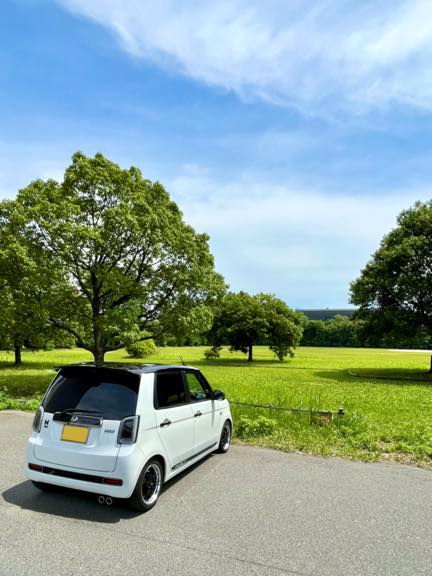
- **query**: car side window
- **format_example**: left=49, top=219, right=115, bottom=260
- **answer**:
left=155, top=371, right=186, bottom=409
left=185, top=372, right=211, bottom=402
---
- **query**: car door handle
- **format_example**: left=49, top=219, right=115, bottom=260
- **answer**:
left=194, top=411, right=202, bottom=418
left=160, top=418, right=171, bottom=428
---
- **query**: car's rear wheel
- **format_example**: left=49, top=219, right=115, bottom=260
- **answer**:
left=31, top=480, right=57, bottom=492
left=128, top=459, right=163, bottom=512
left=216, top=420, right=232, bottom=453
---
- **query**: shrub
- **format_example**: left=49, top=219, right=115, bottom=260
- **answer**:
left=0, top=387, right=41, bottom=411
left=204, top=345, right=222, bottom=360
left=126, top=339, right=157, bottom=358
left=270, top=343, right=294, bottom=362
left=236, top=415, right=276, bottom=438
left=43, top=341, right=55, bottom=351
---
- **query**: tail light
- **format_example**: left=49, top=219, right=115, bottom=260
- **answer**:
left=117, top=415, right=140, bottom=444
left=32, top=406, right=44, bottom=433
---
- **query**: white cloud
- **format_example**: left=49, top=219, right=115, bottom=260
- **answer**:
left=58, top=0, right=432, bottom=112
left=169, top=165, right=424, bottom=243
left=168, top=166, right=432, bottom=305
left=2, top=137, right=431, bottom=306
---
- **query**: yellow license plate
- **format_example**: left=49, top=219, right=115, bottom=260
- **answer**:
left=61, top=425, right=89, bottom=444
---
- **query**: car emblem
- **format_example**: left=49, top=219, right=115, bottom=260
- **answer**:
left=44, top=419, right=49, bottom=428
left=71, top=415, right=79, bottom=423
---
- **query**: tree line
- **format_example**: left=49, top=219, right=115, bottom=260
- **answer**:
left=300, top=315, right=432, bottom=349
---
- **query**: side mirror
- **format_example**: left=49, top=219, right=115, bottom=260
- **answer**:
left=212, top=390, right=225, bottom=400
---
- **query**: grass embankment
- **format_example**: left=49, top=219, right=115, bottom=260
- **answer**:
left=1, top=346, right=432, bottom=466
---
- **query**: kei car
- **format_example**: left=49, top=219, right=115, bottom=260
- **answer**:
left=26, top=363, right=232, bottom=512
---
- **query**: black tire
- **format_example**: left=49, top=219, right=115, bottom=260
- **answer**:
left=128, top=458, right=163, bottom=513
left=216, top=420, right=232, bottom=453
left=31, top=480, right=57, bottom=492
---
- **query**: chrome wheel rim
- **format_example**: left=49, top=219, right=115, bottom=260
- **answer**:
left=221, top=423, right=231, bottom=450
left=142, top=463, right=162, bottom=505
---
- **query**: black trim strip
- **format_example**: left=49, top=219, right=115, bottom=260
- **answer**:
left=171, top=442, right=218, bottom=471
left=53, top=414, right=103, bottom=426
left=28, top=464, right=118, bottom=485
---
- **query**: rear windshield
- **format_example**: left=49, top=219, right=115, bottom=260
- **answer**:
left=43, top=367, right=140, bottom=420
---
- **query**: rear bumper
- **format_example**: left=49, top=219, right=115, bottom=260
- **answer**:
left=25, top=440, right=139, bottom=499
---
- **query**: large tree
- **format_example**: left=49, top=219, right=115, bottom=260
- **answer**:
left=7, top=152, right=225, bottom=363
left=209, top=291, right=303, bottom=362
left=350, top=200, right=432, bottom=372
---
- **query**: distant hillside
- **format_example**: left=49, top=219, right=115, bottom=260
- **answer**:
left=297, top=309, right=356, bottom=321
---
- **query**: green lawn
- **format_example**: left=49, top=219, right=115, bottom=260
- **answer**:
left=1, top=346, right=432, bottom=466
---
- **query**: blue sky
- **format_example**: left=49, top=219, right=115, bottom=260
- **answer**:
left=2, top=0, right=432, bottom=307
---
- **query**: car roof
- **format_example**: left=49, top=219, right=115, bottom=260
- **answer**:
left=55, top=362, right=200, bottom=375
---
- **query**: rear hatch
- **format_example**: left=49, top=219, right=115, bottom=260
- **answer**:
left=33, top=366, right=140, bottom=473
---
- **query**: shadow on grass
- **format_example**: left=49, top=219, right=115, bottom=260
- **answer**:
left=314, top=367, right=432, bottom=386
left=0, top=360, right=59, bottom=370
left=0, top=356, right=297, bottom=398
left=189, top=359, right=305, bottom=369
left=1, top=454, right=214, bottom=523
left=0, top=371, right=52, bottom=397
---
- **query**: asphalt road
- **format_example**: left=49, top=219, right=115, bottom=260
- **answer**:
left=1, top=411, right=432, bottom=576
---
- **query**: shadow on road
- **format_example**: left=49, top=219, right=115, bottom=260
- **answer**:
left=1, top=454, right=214, bottom=523
left=2, top=481, right=138, bottom=523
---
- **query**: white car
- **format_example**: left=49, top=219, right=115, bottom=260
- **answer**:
left=26, top=363, right=232, bottom=512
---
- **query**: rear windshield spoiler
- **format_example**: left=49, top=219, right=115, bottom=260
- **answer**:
left=54, top=363, right=136, bottom=372
left=56, top=365, right=140, bottom=385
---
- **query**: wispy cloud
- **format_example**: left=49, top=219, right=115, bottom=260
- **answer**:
left=58, top=0, right=432, bottom=113
left=169, top=165, right=432, bottom=305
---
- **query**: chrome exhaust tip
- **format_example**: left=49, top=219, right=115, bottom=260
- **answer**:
left=105, top=497, right=113, bottom=506
left=98, top=495, right=105, bottom=504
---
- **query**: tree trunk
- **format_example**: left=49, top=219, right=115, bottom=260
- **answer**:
left=93, top=347, right=105, bottom=365
left=247, top=344, right=253, bottom=362
left=93, top=325, right=105, bottom=364
left=92, top=310, right=105, bottom=364
left=14, top=343, right=22, bottom=367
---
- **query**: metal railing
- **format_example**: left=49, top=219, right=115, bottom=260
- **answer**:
left=229, top=400, right=344, bottom=422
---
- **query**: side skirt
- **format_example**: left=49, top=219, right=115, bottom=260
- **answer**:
left=171, top=442, right=218, bottom=472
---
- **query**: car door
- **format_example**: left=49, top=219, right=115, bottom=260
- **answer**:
left=154, top=370, right=195, bottom=470
left=184, top=370, right=220, bottom=455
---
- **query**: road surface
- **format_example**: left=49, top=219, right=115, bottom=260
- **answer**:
left=1, top=410, right=431, bottom=576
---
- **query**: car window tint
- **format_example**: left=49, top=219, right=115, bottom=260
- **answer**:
left=185, top=372, right=211, bottom=402
left=43, top=368, right=139, bottom=420
left=156, top=371, right=186, bottom=408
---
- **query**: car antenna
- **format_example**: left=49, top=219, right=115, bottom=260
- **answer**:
left=179, top=355, right=185, bottom=366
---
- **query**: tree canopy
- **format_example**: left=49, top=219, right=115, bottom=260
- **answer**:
left=350, top=200, right=432, bottom=371
left=208, top=291, right=303, bottom=361
left=4, top=152, right=225, bottom=363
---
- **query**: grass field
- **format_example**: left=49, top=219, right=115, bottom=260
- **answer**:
left=1, top=345, right=432, bottom=466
